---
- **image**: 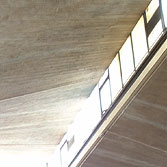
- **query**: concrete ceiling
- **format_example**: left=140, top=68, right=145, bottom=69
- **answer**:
left=81, top=48, right=167, bottom=167
left=0, top=0, right=151, bottom=156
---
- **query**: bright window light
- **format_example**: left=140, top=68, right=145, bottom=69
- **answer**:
left=66, top=119, right=84, bottom=160
left=71, top=110, right=90, bottom=152
left=146, top=0, right=159, bottom=22
left=162, top=0, right=167, bottom=27
left=100, top=79, right=111, bottom=112
left=60, top=142, right=68, bottom=167
left=65, top=85, right=101, bottom=159
left=76, top=85, right=101, bottom=139
left=0, top=154, right=48, bottom=167
left=119, top=36, right=135, bottom=84
left=86, top=85, right=101, bottom=127
left=54, top=148, right=61, bottom=167
left=109, top=54, right=122, bottom=100
left=148, top=20, right=163, bottom=48
left=98, top=69, right=108, bottom=87
left=132, top=16, right=148, bottom=67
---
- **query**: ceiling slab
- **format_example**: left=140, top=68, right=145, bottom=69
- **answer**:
left=0, top=0, right=151, bottom=100
left=0, top=0, right=151, bottom=155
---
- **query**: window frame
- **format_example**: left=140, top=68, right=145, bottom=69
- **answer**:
left=99, top=69, right=112, bottom=116
left=60, top=140, right=68, bottom=167
left=109, top=54, right=123, bottom=101
left=144, top=3, right=164, bottom=49
left=119, top=36, right=135, bottom=85
left=131, top=16, right=149, bottom=68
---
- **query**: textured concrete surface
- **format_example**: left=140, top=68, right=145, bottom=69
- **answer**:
left=0, top=0, right=151, bottom=155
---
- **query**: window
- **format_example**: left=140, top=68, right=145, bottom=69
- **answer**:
left=60, top=141, right=68, bottom=167
left=99, top=79, right=111, bottom=114
left=162, top=0, right=167, bottom=27
left=66, top=86, right=101, bottom=158
left=77, top=85, right=101, bottom=138
left=119, top=36, right=135, bottom=84
left=109, top=54, right=122, bottom=100
left=132, top=16, right=148, bottom=67
left=146, top=0, right=159, bottom=22
left=86, top=85, right=101, bottom=124
left=67, top=135, right=75, bottom=150
left=54, top=148, right=62, bottom=167
left=68, top=112, right=87, bottom=156
left=145, top=0, right=163, bottom=49
left=148, top=20, right=163, bottom=48
left=98, top=69, right=108, bottom=87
